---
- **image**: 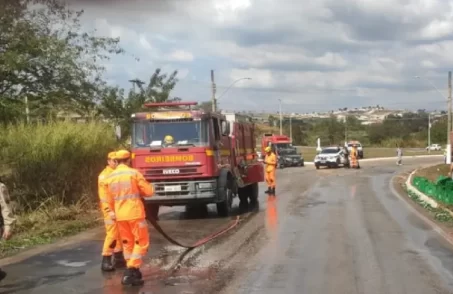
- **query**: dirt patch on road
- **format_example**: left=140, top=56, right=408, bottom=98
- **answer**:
left=412, top=163, right=450, bottom=182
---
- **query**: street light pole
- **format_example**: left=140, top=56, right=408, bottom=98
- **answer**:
left=415, top=74, right=451, bottom=163
left=290, top=114, right=293, bottom=142
left=278, top=99, right=282, bottom=135
left=428, top=113, right=431, bottom=154
left=214, top=77, right=252, bottom=111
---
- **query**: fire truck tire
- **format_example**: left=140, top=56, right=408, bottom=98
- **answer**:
left=238, top=190, right=248, bottom=203
left=248, top=183, right=259, bottom=204
left=216, top=172, right=233, bottom=217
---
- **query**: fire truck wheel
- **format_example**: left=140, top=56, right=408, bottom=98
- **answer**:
left=248, top=183, right=259, bottom=204
left=217, top=185, right=233, bottom=217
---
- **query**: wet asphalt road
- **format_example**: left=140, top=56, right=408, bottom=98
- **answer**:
left=1, top=157, right=453, bottom=294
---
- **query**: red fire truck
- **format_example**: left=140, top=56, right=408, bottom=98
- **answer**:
left=129, top=101, right=264, bottom=219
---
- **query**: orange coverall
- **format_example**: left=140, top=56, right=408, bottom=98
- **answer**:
left=264, top=152, right=277, bottom=188
left=98, top=166, right=122, bottom=257
left=350, top=146, right=358, bottom=168
left=104, top=164, right=154, bottom=269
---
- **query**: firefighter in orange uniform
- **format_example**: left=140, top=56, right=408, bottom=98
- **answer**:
left=350, top=144, right=360, bottom=169
left=103, top=150, right=154, bottom=286
left=264, top=146, right=277, bottom=194
left=98, top=151, right=126, bottom=272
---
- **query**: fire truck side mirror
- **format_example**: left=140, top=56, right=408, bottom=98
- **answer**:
left=221, top=121, right=229, bottom=136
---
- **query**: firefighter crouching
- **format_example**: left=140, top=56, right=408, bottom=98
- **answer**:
left=264, top=146, right=277, bottom=194
left=103, top=150, right=154, bottom=286
left=350, top=144, right=360, bottom=169
left=98, top=151, right=126, bottom=272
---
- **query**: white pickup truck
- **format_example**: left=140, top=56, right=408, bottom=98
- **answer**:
left=426, top=144, right=441, bottom=151
left=347, top=141, right=364, bottom=159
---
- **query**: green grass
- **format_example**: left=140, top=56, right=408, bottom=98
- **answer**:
left=0, top=120, right=118, bottom=257
left=298, top=147, right=442, bottom=161
left=404, top=185, right=453, bottom=223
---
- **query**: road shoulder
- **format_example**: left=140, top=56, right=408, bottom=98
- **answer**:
left=391, top=168, right=453, bottom=246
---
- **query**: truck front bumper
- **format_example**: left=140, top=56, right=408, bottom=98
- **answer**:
left=144, top=179, right=218, bottom=206
left=314, top=160, right=338, bottom=167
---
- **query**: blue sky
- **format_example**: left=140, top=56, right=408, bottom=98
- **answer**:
left=69, top=0, right=453, bottom=113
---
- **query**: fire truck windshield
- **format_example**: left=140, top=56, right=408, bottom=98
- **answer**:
left=132, top=120, right=209, bottom=148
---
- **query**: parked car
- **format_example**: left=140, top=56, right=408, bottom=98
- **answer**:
left=314, top=147, right=350, bottom=169
left=276, top=146, right=304, bottom=168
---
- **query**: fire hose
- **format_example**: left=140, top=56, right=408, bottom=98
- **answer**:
left=146, top=215, right=241, bottom=249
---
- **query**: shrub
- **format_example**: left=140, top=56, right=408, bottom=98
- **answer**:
left=0, top=120, right=118, bottom=212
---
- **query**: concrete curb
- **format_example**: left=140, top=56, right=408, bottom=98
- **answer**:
left=303, top=154, right=442, bottom=165
left=390, top=171, right=453, bottom=248
left=404, top=168, right=453, bottom=220
left=405, top=170, right=439, bottom=208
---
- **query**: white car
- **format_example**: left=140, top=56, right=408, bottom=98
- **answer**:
left=314, top=147, right=350, bottom=169
left=426, top=144, right=441, bottom=151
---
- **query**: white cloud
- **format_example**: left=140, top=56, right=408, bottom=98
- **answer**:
left=167, top=50, right=194, bottom=62
left=69, top=0, right=453, bottom=112
left=138, top=34, right=152, bottom=50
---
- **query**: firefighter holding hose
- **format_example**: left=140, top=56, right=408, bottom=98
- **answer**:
left=264, top=146, right=277, bottom=194
left=103, top=149, right=154, bottom=286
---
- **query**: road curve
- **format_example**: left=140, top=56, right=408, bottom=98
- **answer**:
left=1, top=157, right=453, bottom=294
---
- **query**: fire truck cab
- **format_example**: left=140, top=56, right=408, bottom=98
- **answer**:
left=130, top=101, right=264, bottom=219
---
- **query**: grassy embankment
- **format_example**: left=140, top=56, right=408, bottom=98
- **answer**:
left=0, top=121, right=119, bottom=257
left=407, top=164, right=453, bottom=224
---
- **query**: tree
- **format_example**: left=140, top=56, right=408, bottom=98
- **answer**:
left=97, top=68, right=180, bottom=138
left=0, top=0, right=124, bottom=124
left=268, top=115, right=276, bottom=127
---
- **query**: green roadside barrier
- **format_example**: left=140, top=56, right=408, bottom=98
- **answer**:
left=413, top=176, right=453, bottom=204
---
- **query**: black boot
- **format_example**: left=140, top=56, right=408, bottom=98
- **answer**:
left=0, top=268, right=6, bottom=282
left=271, top=187, right=276, bottom=195
left=121, top=268, right=144, bottom=286
left=113, top=251, right=127, bottom=268
left=265, top=187, right=271, bottom=194
left=101, top=255, right=115, bottom=272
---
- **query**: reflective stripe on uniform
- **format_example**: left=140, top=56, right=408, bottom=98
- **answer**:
left=104, top=219, right=115, bottom=225
left=106, top=170, right=137, bottom=180
left=130, top=253, right=142, bottom=259
left=114, top=193, right=140, bottom=201
left=138, top=220, right=147, bottom=228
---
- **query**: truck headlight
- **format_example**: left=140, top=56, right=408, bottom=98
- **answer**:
left=198, top=182, right=213, bottom=189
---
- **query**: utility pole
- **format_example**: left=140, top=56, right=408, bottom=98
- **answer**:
left=24, top=96, right=30, bottom=123
left=211, top=70, right=217, bottom=112
left=290, top=114, right=293, bottom=142
left=428, top=113, right=431, bottom=154
left=278, top=99, right=282, bottom=135
left=344, top=117, right=347, bottom=144
left=448, top=71, right=452, bottom=164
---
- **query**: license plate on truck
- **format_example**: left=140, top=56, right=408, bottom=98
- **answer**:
left=164, top=185, right=181, bottom=192
left=320, top=160, right=326, bottom=164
